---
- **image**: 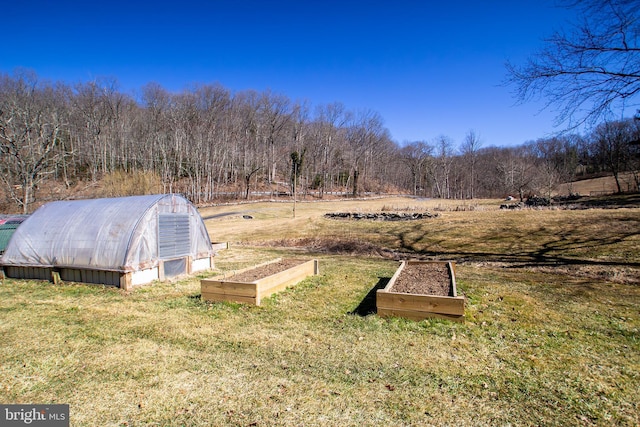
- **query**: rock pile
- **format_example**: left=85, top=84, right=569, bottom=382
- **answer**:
left=525, top=197, right=551, bottom=207
left=500, top=202, right=524, bottom=210
left=500, top=196, right=552, bottom=209
left=324, top=212, right=439, bottom=221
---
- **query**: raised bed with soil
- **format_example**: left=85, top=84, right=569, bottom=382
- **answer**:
left=377, top=260, right=465, bottom=321
left=201, top=258, right=319, bottom=306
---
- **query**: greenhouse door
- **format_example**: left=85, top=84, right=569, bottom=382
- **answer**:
left=158, top=214, right=191, bottom=278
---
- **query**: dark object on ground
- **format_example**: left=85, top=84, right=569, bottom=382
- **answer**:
left=500, top=202, right=523, bottom=210
left=324, top=212, right=438, bottom=221
left=525, top=197, right=551, bottom=207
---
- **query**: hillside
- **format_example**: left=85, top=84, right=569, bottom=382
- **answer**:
left=555, top=171, right=638, bottom=196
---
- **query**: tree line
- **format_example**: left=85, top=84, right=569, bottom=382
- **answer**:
left=0, top=70, right=639, bottom=213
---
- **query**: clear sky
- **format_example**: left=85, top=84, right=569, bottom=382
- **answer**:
left=2, top=0, right=576, bottom=147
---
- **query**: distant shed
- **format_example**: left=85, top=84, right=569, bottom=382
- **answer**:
left=0, top=216, right=28, bottom=255
left=0, top=194, right=214, bottom=289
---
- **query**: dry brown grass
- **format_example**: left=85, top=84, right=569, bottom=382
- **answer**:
left=555, top=172, right=638, bottom=195
left=1, top=196, right=639, bottom=426
left=204, top=198, right=640, bottom=271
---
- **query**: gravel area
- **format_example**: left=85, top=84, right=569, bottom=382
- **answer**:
left=390, top=262, right=452, bottom=296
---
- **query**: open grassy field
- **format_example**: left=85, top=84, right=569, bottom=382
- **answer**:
left=555, top=172, right=638, bottom=195
left=1, top=196, right=639, bottom=426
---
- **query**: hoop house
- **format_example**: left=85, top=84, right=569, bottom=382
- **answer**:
left=0, top=194, right=214, bottom=289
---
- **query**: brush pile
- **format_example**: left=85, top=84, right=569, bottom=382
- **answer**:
left=324, top=212, right=439, bottom=221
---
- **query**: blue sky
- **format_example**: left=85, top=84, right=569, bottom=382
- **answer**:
left=3, top=1, right=576, bottom=147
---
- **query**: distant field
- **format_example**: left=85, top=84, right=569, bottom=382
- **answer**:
left=555, top=171, right=638, bottom=195
left=1, top=196, right=639, bottom=426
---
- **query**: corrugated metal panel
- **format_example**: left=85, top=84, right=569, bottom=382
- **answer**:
left=0, top=224, right=19, bottom=253
left=158, top=214, right=190, bottom=259
left=60, top=268, right=121, bottom=286
left=3, top=265, right=123, bottom=286
left=5, top=266, right=52, bottom=281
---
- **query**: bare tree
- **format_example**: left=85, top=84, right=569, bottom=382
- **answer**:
left=140, top=83, right=175, bottom=192
left=591, top=119, right=637, bottom=192
left=71, top=78, right=125, bottom=180
left=258, top=91, right=291, bottom=184
left=290, top=102, right=310, bottom=196
left=0, top=74, right=443, bottom=206
left=506, top=0, right=640, bottom=129
left=311, top=102, right=348, bottom=197
left=233, top=90, right=263, bottom=199
left=345, top=110, right=388, bottom=196
left=0, top=71, right=66, bottom=213
left=495, top=145, right=539, bottom=201
left=460, top=130, right=482, bottom=198
left=194, top=84, right=232, bottom=201
left=401, top=141, right=433, bottom=196
left=628, top=118, right=640, bottom=190
left=290, top=149, right=305, bottom=194
left=530, top=138, right=568, bottom=199
left=430, top=136, right=455, bottom=198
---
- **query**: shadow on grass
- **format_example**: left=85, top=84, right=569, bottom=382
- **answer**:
left=396, top=213, right=640, bottom=269
left=349, top=277, right=389, bottom=316
left=561, top=193, right=640, bottom=209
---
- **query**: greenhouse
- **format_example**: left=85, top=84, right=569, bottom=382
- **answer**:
left=0, top=194, right=214, bottom=289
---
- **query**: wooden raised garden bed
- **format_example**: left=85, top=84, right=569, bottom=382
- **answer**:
left=377, top=260, right=464, bottom=322
left=201, top=258, right=319, bottom=306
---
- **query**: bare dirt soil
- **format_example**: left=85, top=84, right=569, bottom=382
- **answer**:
left=390, top=262, right=452, bottom=296
left=227, top=259, right=306, bottom=282
left=264, top=237, right=394, bottom=257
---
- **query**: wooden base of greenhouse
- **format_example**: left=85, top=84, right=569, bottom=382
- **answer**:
left=1, top=255, right=215, bottom=290
left=377, top=260, right=465, bottom=322
left=201, top=259, right=319, bottom=306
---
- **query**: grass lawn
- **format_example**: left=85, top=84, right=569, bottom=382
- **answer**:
left=1, top=196, right=639, bottom=426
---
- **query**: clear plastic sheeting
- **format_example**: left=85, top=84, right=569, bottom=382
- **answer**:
left=0, top=194, right=213, bottom=273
